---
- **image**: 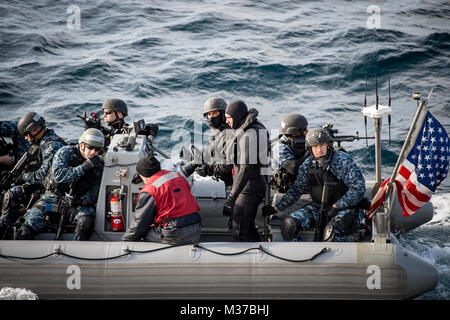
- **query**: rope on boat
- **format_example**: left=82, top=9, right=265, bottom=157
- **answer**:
left=0, top=245, right=184, bottom=261
left=0, top=244, right=330, bottom=262
left=194, top=244, right=330, bottom=263
left=0, top=251, right=56, bottom=261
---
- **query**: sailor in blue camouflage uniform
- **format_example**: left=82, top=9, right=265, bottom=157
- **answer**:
left=101, top=98, right=129, bottom=147
left=271, top=114, right=309, bottom=193
left=262, top=128, right=368, bottom=242
left=18, top=128, right=105, bottom=240
left=0, top=113, right=65, bottom=233
left=0, top=121, right=29, bottom=170
left=273, top=114, right=309, bottom=169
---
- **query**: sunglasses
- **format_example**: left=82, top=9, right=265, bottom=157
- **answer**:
left=103, top=110, right=114, bottom=115
left=85, top=144, right=102, bottom=152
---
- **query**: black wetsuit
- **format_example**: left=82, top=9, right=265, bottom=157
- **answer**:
left=226, top=107, right=270, bottom=241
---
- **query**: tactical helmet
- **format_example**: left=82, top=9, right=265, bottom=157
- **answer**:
left=18, top=112, right=45, bottom=136
left=78, top=128, right=105, bottom=148
left=102, top=99, right=128, bottom=117
left=203, top=97, right=227, bottom=117
left=281, top=114, right=308, bottom=135
left=305, top=128, right=332, bottom=148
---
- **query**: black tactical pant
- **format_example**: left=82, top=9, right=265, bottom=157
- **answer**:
left=232, top=193, right=264, bottom=242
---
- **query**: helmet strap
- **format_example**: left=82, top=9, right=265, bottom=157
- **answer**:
left=80, top=143, right=88, bottom=159
left=29, top=126, right=46, bottom=142
left=111, top=116, right=124, bottom=129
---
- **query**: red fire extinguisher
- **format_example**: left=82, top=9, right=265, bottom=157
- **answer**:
left=110, top=193, right=124, bottom=231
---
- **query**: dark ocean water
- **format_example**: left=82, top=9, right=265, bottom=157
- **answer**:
left=0, top=0, right=449, bottom=299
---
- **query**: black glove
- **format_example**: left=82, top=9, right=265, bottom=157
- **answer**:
left=132, top=173, right=143, bottom=184
left=180, top=161, right=201, bottom=177
left=14, top=174, right=25, bottom=186
left=195, top=164, right=212, bottom=177
left=61, top=195, right=81, bottom=207
left=222, top=198, right=235, bottom=217
left=81, top=159, right=94, bottom=173
left=88, top=155, right=103, bottom=169
left=327, top=207, right=340, bottom=219
left=82, top=155, right=103, bottom=173
left=262, top=205, right=277, bottom=217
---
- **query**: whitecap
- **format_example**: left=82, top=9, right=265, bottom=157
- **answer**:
left=0, top=287, right=39, bottom=300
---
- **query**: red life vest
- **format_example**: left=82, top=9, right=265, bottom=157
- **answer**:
left=138, top=169, right=200, bottom=225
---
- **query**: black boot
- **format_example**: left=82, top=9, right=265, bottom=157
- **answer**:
left=15, top=225, right=35, bottom=240
left=74, top=215, right=95, bottom=241
left=0, top=221, right=15, bottom=240
left=0, top=221, right=8, bottom=239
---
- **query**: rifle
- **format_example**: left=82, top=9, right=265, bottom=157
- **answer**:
left=0, top=144, right=40, bottom=190
left=55, top=187, right=75, bottom=240
left=314, top=182, right=330, bottom=242
left=263, top=169, right=272, bottom=241
left=77, top=111, right=104, bottom=130
left=77, top=111, right=112, bottom=148
left=323, top=123, right=374, bottom=148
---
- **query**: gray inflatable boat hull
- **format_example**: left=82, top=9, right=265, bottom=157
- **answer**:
left=0, top=240, right=438, bottom=300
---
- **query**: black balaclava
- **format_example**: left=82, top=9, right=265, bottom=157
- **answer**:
left=290, top=136, right=306, bottom=159
left=208, top=111, right=225, bottom=129
left=136, top=156, right=161, bottom=178
left=225, top=100, right=248, bottom=129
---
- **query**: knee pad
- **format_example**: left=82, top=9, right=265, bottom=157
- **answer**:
left=281, top=216, right=301, bottom=241
left=333, top=211, right=358, bottom=237
left=323, top=222, right=335, bottom=242
left=75, top=215, right=95, bottom=241
left=2, top=190, right=14, bottom=215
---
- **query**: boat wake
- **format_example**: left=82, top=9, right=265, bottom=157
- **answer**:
left=0, top=287, right=38, bottom=300
left=392, top=193, right=450, bottom=300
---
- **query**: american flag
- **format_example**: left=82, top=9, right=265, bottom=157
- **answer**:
left=368, top=110, right=449, bottom=217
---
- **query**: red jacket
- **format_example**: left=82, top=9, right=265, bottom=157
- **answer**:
left=138, top=169, right=200, bottom=225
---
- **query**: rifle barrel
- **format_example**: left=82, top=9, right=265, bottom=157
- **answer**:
left=333, top=135, right=375, bottom=142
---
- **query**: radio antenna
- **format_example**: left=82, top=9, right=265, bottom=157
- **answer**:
left=364, top=77, right=368, bottom=146
left=388, top=76, right=391, bottom=144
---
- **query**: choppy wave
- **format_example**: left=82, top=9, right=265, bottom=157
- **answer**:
left=0, top=0, right=449, bottom=299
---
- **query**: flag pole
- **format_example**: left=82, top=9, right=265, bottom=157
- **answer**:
left=387, top=100, right=427, bottom=186
left=382, top=99, right=428, bottom=221
left=386, top=88, right=433, bottom=191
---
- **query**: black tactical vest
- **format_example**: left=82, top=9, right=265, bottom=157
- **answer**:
left=307, top=153, right=348, bottom=206
left=270, top=136, right=308, bottom=193
left=44, top=146, right=98, bottom=198
left=206, top=125, right=233, bottom=186
left=24, top=132, right=67, bottom=174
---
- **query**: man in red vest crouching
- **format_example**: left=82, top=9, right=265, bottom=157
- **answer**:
left=121, top=156, right=202, bottom=244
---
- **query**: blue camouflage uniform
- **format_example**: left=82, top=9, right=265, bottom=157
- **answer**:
left=273, top=139, right=296, bottom=169
left=270, top=135, right=309, bottom=193
left=23, top=145, right=103, bottom=240
left=275, top=150, right=366, bottom=242
left=0, top=121, right=29, bottom=163
left=0, top=129, right=65, bottom=226
left=273, top=135, right=308, bottom=169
